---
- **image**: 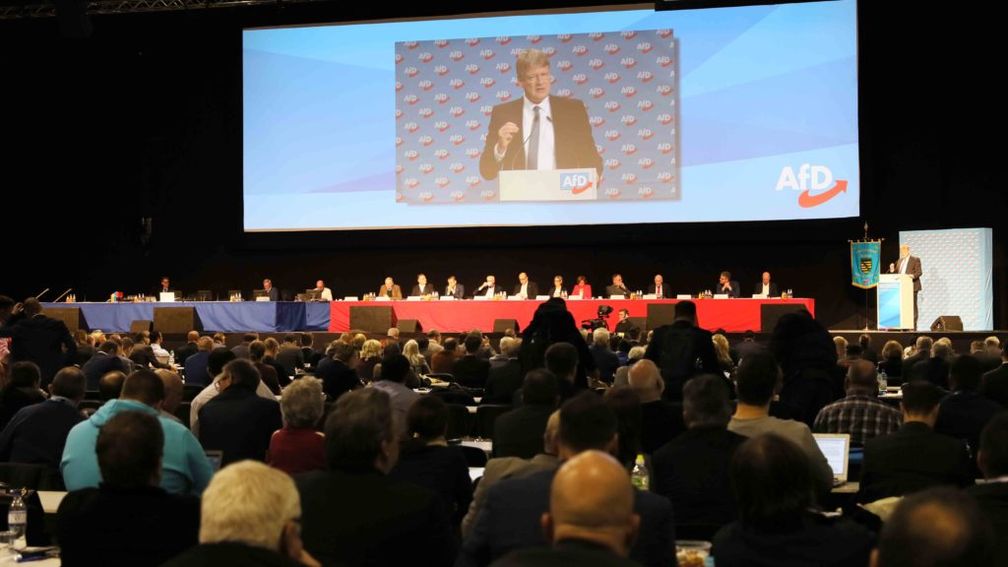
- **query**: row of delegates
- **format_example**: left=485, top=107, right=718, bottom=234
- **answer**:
left=376, top=273, right=589, bottom=300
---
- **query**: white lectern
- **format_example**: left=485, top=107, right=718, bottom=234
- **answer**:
left=877, top=274, right=914, bottom=330
left=498, top=168, right=598, bottom=202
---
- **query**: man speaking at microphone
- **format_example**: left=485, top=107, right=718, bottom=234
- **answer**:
left=478, top=48, right=603, bottom=182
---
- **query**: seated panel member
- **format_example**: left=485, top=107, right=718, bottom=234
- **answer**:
left=314, top=280, right=333, bottom=302
left=411, top=273, right=435, bottom=297
left=475, top=275, right=500, bottom=298
left=605, top=273, right=630, bottom=298
left=262, top=278, right=280, bottom=301
left=548, top=275, right=566, bottom=298
left=571, top=275, right=592, bottom=299
left=716, top=271, right=740, bottom=298
left=512, top=272, right=539, bottom=300
left=753, top=271, right=779, bottom=297
left=652, top=274, right=670, bottom=299
left=378, top=277, right=403, bottom=300
left=444, top=275, right=465, bottom=299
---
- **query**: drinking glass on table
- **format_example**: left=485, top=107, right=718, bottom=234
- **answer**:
left=0, top=530, right=18, bottom=562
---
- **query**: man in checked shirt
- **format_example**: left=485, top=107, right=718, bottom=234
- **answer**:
left=814, top=359, right=902, bottom=446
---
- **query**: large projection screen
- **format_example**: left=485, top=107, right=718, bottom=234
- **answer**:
left=243, top=0, right=859, bottom=231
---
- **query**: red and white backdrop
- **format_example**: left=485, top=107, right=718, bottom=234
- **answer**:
left=394, top=30, right=681, bottom=205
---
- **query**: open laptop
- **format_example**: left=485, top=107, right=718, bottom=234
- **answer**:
left=813, top=433, right=851, bottom=486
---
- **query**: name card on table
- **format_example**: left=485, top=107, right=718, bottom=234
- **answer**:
left=255, top=296, right=270, bottom=302
left=473, top=296, right=492, bottom=301
left=609, top=295, right=626, bottom=299
left=439, top=296, right=456, bottom=301
left=751, top=294, right=768, bottom=299
left=642, top=294, right=657, bottom=300
left=713, top=294, right=729, bottom=299
left=344, top=296, right=359, bottom=301
left=535, top=295, right=550, bottom=300
left=676, top=294, right=692, bottom=299
left=159, top=292, right=175, bottom=303
left=406, top=296, right=423, bottom=301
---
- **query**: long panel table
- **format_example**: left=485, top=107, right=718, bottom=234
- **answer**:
left=329, top=298, right=814, bottom=333
left=43, top=302, right=331, bottom=333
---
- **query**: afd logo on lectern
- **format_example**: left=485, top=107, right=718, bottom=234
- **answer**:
left=775, top=164, right=848, bottom=208
left=561, top=174, right=594, bottom=195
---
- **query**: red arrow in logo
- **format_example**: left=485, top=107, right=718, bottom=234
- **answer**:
left=571, top=181, right=594, bottom=195
left=798, top=180, right=847, bottom=208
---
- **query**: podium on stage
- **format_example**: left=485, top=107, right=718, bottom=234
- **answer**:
left=498, top=168, right=598, bottom=202
left=878, top=274, right=914, bottom=330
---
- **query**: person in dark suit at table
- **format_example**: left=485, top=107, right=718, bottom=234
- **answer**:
left=547, top=275, right=566, bottom=298
left=389, top=395, right=473, bottom=528
left=912, top=340, right=953, bottom=390
left=627, top=360, right=685, bottom=454
left=478, top=48, right=603, bottom=182
left=605, top=274, right=630, bottom=298
left=198, top=359, right=283, bottom=465
left=570, top=275, right=592, bottom=300
left=491, top=450, right=641, bottom=567
left=484, top=337, right=524, bottom=404
left=651, top=274, right=671, bottom=299
left=410, top=273, right=435, bottom=297
left=262, top=278, right=280, bottom=301
left=511, top=272, right=539, bottom=300
left=460, top=392, right=676, bottom=567
left=969, top=413, right=1008, bottom=565
left=452, top=334, right=492, bottom=388
left=314, top=341, right=361, bottom=401
left=715, top=271, right=740, bottom=298
left=0, top=366, right=85, bottom=467
left=935, top=355, right=1003, bottom=469
left=494, top=370, right=558, bottom=459
left=444, top=275, right=465, bottom=299
left=644, top=301, right=719, bottom=401
left=651, top=374, right=745, bottom=532
left=378, top=276, right=403, bottom=300
left=128, top=333, right=171, bottom=370
left=183, top=336, right=215, bottom=387
left=173, top=330, right=200, bottom=368
left=981, top=346, right=1008, bottom=407
left=752, top=271, right=779, bottom=297
left=887, top=244, right=923, bottom=328
left=711, top=435, right=874, bottom=567
left=57, top=410, right=200, bottom=567
left=295, top=388, right=456, bottom=567
left=155, top=276, right=172, bottom=296
left=858, top=381, right=974, bottom=504
left=82, top=341, right=130, bottom=391
left=0, top=298, right=77, bottom=386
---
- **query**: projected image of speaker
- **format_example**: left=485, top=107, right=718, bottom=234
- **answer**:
left=930, top=315, right=963, bottom=332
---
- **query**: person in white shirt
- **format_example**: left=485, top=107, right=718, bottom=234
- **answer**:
left=314, top=280, right=333, bottom=302
left=475, top=275, right=499, bottom=298
left=512, top=272, right=539, bottom=299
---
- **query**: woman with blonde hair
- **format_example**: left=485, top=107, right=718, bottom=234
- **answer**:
left=712, top=333, right=735, bottom=374
left=403, top=339, right=431, bottom=377
left=355, top=339, right=383, bottom=383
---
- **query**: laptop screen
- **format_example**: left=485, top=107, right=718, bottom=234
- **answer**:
left=205, top=450, right=224, bottom=473
left=813, top=434, right=850, bottom=480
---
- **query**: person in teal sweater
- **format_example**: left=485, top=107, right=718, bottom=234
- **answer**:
left=61, top=369, right=213, bottom=495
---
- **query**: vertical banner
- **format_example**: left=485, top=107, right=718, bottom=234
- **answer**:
left=850, top=240, right=881, bottom=289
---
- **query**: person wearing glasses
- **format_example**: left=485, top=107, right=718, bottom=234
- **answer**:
left=479, top=48, right=603, bottom=181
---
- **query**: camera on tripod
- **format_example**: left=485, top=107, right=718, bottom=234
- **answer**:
left=581, top=304, right=614, bottom=331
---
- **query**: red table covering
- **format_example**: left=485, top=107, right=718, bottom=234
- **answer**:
left=329, top=298, right=814, bottom=333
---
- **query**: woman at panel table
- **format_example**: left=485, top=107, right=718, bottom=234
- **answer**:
left=570, top=275, right=592, bottom=299
left=548, top=275, right=567, bottom=298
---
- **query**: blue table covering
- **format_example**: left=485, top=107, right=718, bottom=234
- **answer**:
left=43, top=302, right=332, bottom=333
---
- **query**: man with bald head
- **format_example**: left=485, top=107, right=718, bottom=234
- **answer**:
left=512, top=272, right=539, bottom=300
left=460, top=392, right=675, bottom=567
left=814, top=359, right=902, bottom=446
left=753, top=271, right=779, bottom=297
left=628, top=360, right=684, bottom=453
left=492, top=450, right=640, bottom=566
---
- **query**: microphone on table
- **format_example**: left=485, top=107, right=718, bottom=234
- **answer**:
left=53, top=288, right=73, bottom=302
left=34, top=288, right=50, bottom=300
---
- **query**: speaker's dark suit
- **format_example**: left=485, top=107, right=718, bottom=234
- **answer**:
left=715, top=280, right=741, bottom=298
left=511, top=281, right=539, bottom=299
left=479, top=96, right=603, bottom=180
left=753, top=282, right=780, bottom=297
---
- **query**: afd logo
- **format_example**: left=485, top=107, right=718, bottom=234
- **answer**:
left=776, top=164, right=848, bottom=208
left=561, top=174, right=593, bottom=195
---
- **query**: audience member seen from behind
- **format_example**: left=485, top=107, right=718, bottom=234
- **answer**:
left=198, top=359, right=283, bottom=466
left=967, top=412, right=1008, bottom=564
left=813, top=359, right=902, bottom=446
left=711, top=434, right=873, bottom=567
left=490, top=450, right=641, bottom=567
left=57, top=411, right=200, bottom=567
left=295, top=388, right=456, bottom=566
left=872, top=487, right=995, bottom=567
left=389, top=395, right=473, bottom=527
left=0, top=361, right=47, bottom=429
left=163, top=460, right=320, bottom=567
left=0, top=366, right=86, bottom=467
left=269, top=376, right=326, bottom=476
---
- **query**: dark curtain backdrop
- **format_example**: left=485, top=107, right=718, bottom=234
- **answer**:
left=0, top=1, right=1003, bottom=329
